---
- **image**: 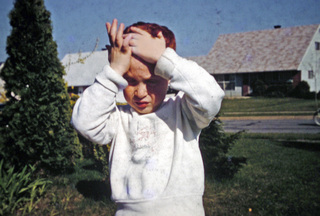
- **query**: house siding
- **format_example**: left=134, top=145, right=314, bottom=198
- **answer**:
left=214, top=70, right=301, bottom=97
left=298, top=25, right=320, bottom=92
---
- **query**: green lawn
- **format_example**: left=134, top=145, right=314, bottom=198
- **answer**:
left=17, top=134, right=320, bottom=216
left=204, top=135, right=320, bottom=215
left=220, top=97, right=318, bottom=116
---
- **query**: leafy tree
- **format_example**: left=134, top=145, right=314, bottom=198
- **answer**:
left=0, top=0, right=81, bottom=173
left=200, top=118, right=246, bottom=180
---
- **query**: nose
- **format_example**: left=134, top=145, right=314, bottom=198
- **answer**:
left=135, top=83, right=148, bottom=98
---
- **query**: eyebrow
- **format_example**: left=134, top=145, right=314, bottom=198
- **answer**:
left=123, top=72, right=157, bottom=80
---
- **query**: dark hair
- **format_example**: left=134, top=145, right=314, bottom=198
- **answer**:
left=124, top=22, right=176, bottom=50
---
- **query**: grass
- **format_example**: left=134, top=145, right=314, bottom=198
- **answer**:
left=14, top=133, right=320, bottom=216
left=17, top=159, right=116, bottom=216
left=203, top=134, right=320, bottom=216
left=220, top=97, right=318, bottom=116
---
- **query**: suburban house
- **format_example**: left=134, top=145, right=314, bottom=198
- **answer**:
left=61, top=50, right=127, bottom=102
left=189, top=24, right=320, bottom=97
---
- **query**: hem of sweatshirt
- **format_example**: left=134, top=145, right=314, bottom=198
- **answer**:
left=113, top=193, right=203, bottom=204
left=114, top=195, right=204, bottom=216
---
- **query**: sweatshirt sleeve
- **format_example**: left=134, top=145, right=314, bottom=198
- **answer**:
left=155, top=48, right=225, bottom=129
left=71, top=65, right=128, bottom=144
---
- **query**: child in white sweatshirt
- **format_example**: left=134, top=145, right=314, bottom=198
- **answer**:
left=71, top=19, right=224, bottom=216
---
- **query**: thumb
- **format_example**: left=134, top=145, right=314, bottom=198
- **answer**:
left=157, top=31, right=166, bottom=48
left=105, top=45, right=111, bottom=62
left=157, top=31, right=164, bottom=39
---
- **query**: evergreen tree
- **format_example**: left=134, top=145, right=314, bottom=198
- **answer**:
left=200, top=118, right=246, bottom=180
left=0, top=0, right=81, bottom=172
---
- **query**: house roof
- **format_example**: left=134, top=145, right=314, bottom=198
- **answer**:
left=61, top=50, right=108, bottom=86
left=200, top=24, right=319, bottom=74
left=186, top=55, right=207, bottom=64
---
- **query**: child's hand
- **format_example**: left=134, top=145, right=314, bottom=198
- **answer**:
left=106, top=19, right=132, bottom=76
left=125, top=27, right=166, bottom=64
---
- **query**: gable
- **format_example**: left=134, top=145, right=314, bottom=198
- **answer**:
left=202, top=24, right=319, bottom=74
left=298, top=25, right=320, bottom=71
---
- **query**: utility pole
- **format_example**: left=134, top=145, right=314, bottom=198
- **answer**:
left=315, top=41, right=320, bottom=110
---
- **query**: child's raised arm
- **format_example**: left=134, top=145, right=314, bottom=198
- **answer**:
left=106, top=19, right=132, bottom=76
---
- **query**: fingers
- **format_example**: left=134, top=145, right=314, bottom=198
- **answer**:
left=106, top=22, right=111, bottom=34
left=129, top=26, right=148, bottom=35
left=125, top=33, right=139, bottom=47
left=106, top=19, right=124, bottom=47
left=110, top=19, right=118, bottom=46
left=115, top=23, right=124, bottom=47
left=122, top=34, right=132, bottom=51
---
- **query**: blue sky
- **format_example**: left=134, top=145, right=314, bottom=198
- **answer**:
left=0, top=0, right=320, bottom=61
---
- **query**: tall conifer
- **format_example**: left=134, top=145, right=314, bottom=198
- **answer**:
left=0, top=0, right=81, bottom=172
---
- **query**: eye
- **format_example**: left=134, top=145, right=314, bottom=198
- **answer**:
left=125, top=77, right=138, bottom=85
left=147, top=79, right=158, bottom=86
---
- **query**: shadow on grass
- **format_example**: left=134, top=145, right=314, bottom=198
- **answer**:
left=76, top=180, right=112, bottom=201
left=298, top=123, right=319, bottom=127
left=280, top=141, right=320, bottom=152
left=82, top=162, right=104, bottom=172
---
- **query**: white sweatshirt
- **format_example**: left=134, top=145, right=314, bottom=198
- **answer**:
left=72, top=48, right=225, bottom=216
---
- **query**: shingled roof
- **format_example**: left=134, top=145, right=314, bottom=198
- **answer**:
left=186, top=55, right=207, bottom=64
left=201, top=24, right=319, bottom=74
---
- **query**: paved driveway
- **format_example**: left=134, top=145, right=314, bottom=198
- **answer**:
left=221, top=116, right=320, bottom=134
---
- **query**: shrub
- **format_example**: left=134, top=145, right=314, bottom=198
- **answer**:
left=199, top=118, right=246, bottom=180
left=78, top=134, right=110, bottom=178
left=92, top=144, right=110, bottom=177
left=289, top=81, right=310, bottom=98
left=70, top=93, right=80, bottom=108
left=251, top=79, right=267, bottom=96
left=265, top=83, right=293, bottom=98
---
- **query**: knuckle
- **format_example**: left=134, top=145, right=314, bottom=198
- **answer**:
left=114, top=39, right=121, bottom=47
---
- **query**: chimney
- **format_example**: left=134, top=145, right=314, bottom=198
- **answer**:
left=274, top=25, right=281, bottom=29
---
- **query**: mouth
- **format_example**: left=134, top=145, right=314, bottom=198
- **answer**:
left=135, top=101, right=149, bottom=108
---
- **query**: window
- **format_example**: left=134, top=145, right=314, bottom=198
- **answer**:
left=214, top=75, right=224, bottom=82
left=225, top=82, right=235, bottom=90
left=315, top=42, right=320, bottom=51
left=225, top=74, right=235, bottom=90
left=308, top=70, right=314, bottom=79
left=214, top=74, right=235, bottom=91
